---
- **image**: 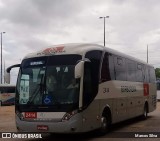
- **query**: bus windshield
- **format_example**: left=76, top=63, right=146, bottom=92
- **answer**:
left=16, top=55, right=81, bottom=111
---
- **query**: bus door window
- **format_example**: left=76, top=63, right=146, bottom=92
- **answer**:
left=85, top=50, right=102, bottom=93
left=83, top=62, right=93, bottom=107
left=84, top=50, right=102, bottom=106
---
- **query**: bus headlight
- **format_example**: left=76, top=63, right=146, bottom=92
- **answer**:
left=62, top=110, right=78, bottom=121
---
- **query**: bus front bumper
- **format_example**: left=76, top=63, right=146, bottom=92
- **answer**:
left=15, top=114, right=83, bottom=133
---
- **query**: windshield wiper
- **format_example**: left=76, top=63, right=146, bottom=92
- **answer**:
left=27, top=74, right=45, bottom=105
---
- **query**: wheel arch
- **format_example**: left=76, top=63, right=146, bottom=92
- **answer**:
left=101, top=104, right=112, bottom=123
left=144, top=100, right=149, bottom=113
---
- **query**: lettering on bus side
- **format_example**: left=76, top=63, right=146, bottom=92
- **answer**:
left=121, top=86, right=137, bottom=93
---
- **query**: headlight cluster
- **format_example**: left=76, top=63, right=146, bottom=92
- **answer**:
left=62, top=110, right=78, bottom=121
left=16, top=111, right=24, bottom=120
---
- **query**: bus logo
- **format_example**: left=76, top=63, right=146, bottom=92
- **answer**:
left=25, top=112, right=37, bottom=118
left=42, top=46, right=65, bottom=55
left=37, top=125, right=48, bottom=131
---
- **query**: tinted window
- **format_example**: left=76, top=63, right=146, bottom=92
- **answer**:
left=85, top=50, right=102, bottom=96
left=101, top=53, right=111, bottom=82
left=114, top=56, right=126, bottom=81
left=136, top=64, right=144, bottom=82
left=127, top=59, right=136, bottom=81
left=149, top=67, right=156, bottom=83
left=0, top=87, right=15, bottom=93
left=157, top=82, right=160, bottom=90
left=144, top=66, right=149, bottom=83
left=83, top=62, right=93, bottom=107
left=47, top=55, right=82, bottom=66
left=101, top=53, right=115, bottom=82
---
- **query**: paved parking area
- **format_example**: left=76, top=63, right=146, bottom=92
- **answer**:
left=0, top=102, right=160, bottom=141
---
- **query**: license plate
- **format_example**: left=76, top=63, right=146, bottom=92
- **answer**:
left=37, top=125, right=48, bottom=131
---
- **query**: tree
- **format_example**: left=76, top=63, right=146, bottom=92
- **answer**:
left=155, top=68, right=160, bottom=79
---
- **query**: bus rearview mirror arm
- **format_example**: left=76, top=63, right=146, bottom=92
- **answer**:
left=5, top=64, right=20, bottom=84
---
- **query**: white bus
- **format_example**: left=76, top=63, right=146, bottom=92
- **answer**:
left=5, top=43, right=156, bottom=133
left=0, top=84, right=15, bottom=106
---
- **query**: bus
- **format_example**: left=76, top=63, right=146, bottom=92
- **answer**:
left=0, top=84, right=16, bottom=106
left=156, top=80, right=160, bottom=100
left=5, top=43, right=156, bottom=133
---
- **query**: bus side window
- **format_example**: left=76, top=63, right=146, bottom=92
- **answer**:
left=114, top=56, right=127, bottom=81
left=101, top=53, right=115, bottom=82
left=136, top=64, right=143, bottom=82
left=126, top=59, right=136, bottom=81
left=157, top=81, right=160, bottom=90
left=149, top=67, right=156, bottom=83
left=101, top=53, right=111, bottom=82
left=0, top=88, right=2, bottom=93
left=144, top=66, right=149, bottom=83
left=1, top=87, right=5, bottom=93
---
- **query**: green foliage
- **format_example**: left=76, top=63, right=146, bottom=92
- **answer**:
left=155, top=68, right=160, bottom=79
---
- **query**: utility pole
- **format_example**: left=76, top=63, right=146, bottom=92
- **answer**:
left=147, top=45, right=148, bottom=63
left=1, top=32, right=5, bottom=84
left=4, top=60, right=5, bottom=83
left=99, top=16, right=109, bottom=46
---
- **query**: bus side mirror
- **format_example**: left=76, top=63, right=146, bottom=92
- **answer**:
left=4, top=64, right=20, bottom=84
left=75, top=61, right=84, bottom=79
left=4, top=71, right=10, bottom=84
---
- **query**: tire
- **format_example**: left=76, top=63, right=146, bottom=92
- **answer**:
left=142, top=104, right=148, bottom=119
left=99, top=114, right=111, bottom=135
left=0, top=101, right=2, bottom=106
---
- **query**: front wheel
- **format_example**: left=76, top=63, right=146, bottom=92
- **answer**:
left=99, top=115, right=111, bottom=135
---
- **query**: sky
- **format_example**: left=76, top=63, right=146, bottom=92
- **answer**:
left=0, top=0, right=160, bottom=84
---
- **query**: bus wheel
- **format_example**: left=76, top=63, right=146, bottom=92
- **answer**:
left=142, top=104, right=148, bottom=119
left=100, top=114, right=111, bottom=134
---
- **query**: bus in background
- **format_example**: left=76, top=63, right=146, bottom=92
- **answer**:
left=0, top=84, right=16, bottom=106
left=5, top=43, right=156, bottom=134
left=156, top=80, right=160, bottom=100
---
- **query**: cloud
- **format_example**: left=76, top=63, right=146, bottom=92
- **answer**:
left=0, top=0, right=160, bottom=83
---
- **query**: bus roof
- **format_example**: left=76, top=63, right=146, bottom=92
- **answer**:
left=24, top=43, right=103, bottom=59
left=23, top=43, right=153, bottom=68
